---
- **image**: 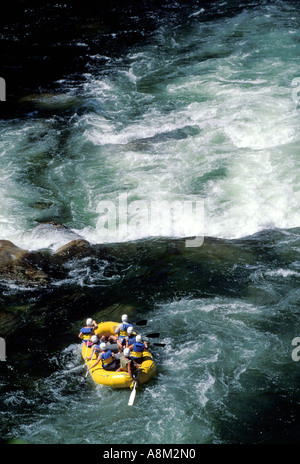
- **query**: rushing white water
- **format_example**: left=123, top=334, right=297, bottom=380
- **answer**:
left=1, top=295, right=292, bottom=444
left=0, top=1, right=300, bottom=251
left=1, top=0, right=300, bottom=446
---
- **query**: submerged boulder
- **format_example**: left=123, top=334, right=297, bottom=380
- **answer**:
left=54, top=239, right=95, bottom=263
left=0, top=240, right=50, bottom=286
left=0, top=309, right=19, bottom=338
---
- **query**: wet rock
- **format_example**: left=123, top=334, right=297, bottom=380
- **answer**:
left=18, top=93, right=79, bottom=111
left=54, top=239, right=95, bottom=263
left=0, top=240, right=50, bottom=286
left=0, top=309, right=20, bottom=338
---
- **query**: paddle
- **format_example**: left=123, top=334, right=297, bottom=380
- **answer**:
left=135, top=319, right=148, bottom=326
left=128, top=369, right=140, bottom=406
left=145, top=332, right=160, bottom=338
left=128, top=381, right=137, bottom=406
left=143, top=333, right=166, bottom=347
left=83, top=341, right=95, bottom=379
left=85, top=358, right=93, bottom=378
left=84, top=342, right=89, bottom=357
left=145, top=338, right=166, bottom=347
left=135, top=321, right=163, bottom=343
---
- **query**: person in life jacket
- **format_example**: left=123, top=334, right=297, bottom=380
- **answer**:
left=125, top=326, right=136, bottom=348
left=129, top=334, right=148, bottom=365
left=84, top=335, right=103, bottom=361
left=89, top=343, right=117, bottom=371
left=116, top=347, right=138, bottom=380
left=109, top=314, right=134, bottom=352
left=78, top=318, right=98, bottom=347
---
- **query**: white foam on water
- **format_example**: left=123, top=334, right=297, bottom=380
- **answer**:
left=0, top=2, right=300, bottom=251
left=76, top=5, right=300, bottom=244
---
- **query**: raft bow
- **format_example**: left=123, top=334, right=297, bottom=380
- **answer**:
left=81, top=321, right=156, bottom=388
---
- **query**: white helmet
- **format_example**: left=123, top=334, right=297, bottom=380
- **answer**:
left=86, top=318, right=93, bottom=326
left=136, top=334, right=142, bottom=342
left=127, top=326, right=134, bottom=334
left=122, top=314, right=128, bottom=322
left=123, top=348, right=130, bottom=357
left=100, top=343, right=107, bottom=350
left=91, top=335, right=98, bottom=343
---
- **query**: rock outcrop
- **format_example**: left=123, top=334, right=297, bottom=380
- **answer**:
left=0, top=240, right=50, bottom=286
left=54, top=239, right=94, bottom=263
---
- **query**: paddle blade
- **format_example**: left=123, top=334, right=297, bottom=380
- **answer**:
left=146, top=332, right=160, bottom=338
left=128, top=383, right=137, bottom=406
left=135, top=319, right=147, bottom=326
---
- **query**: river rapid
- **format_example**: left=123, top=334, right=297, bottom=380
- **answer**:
left=1, top=0, right=300, bottom=445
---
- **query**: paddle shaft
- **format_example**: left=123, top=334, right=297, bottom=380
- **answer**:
left=128, top=368, right=140, bottom=406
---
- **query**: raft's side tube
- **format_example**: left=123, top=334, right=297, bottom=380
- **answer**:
left=82, top=321, right=156, bottom=388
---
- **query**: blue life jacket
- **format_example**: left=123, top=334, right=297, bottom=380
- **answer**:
left=127, top=335, right=136, bottom=346
left=118, top=322, right=134, bottom=338
left=80, top=326, right=94, bottom=343
left=80, top=326, right=93, bottom=334
left=93, top=343, right=102, bottom=355
left=131, top=342, right=145, bottom=359
left=100, top=350, right=115, bottom=368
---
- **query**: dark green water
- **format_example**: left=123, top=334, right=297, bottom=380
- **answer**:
left=1, top=0, right=300, bottom=445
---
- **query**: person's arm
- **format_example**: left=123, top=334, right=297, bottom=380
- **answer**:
left=85, top=346, right=95, bottom=360
left=114, top=323, right=122, bottom=335
left=92, top=320, right=98, bottom=329
left=78, top=331, right=83, bottom=340
left=127, top=360, right=133, bottom=379
left=89, top=354, right=101, bottom=370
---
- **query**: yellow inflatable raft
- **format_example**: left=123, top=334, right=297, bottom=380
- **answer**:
left=81, top=321, right=156, bottom=388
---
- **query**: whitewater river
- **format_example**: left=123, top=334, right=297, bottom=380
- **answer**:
left=1, top=0, right=300, bottom=444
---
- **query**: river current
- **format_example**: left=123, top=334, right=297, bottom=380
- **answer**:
left=1, top=0, right=300, bottom=445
